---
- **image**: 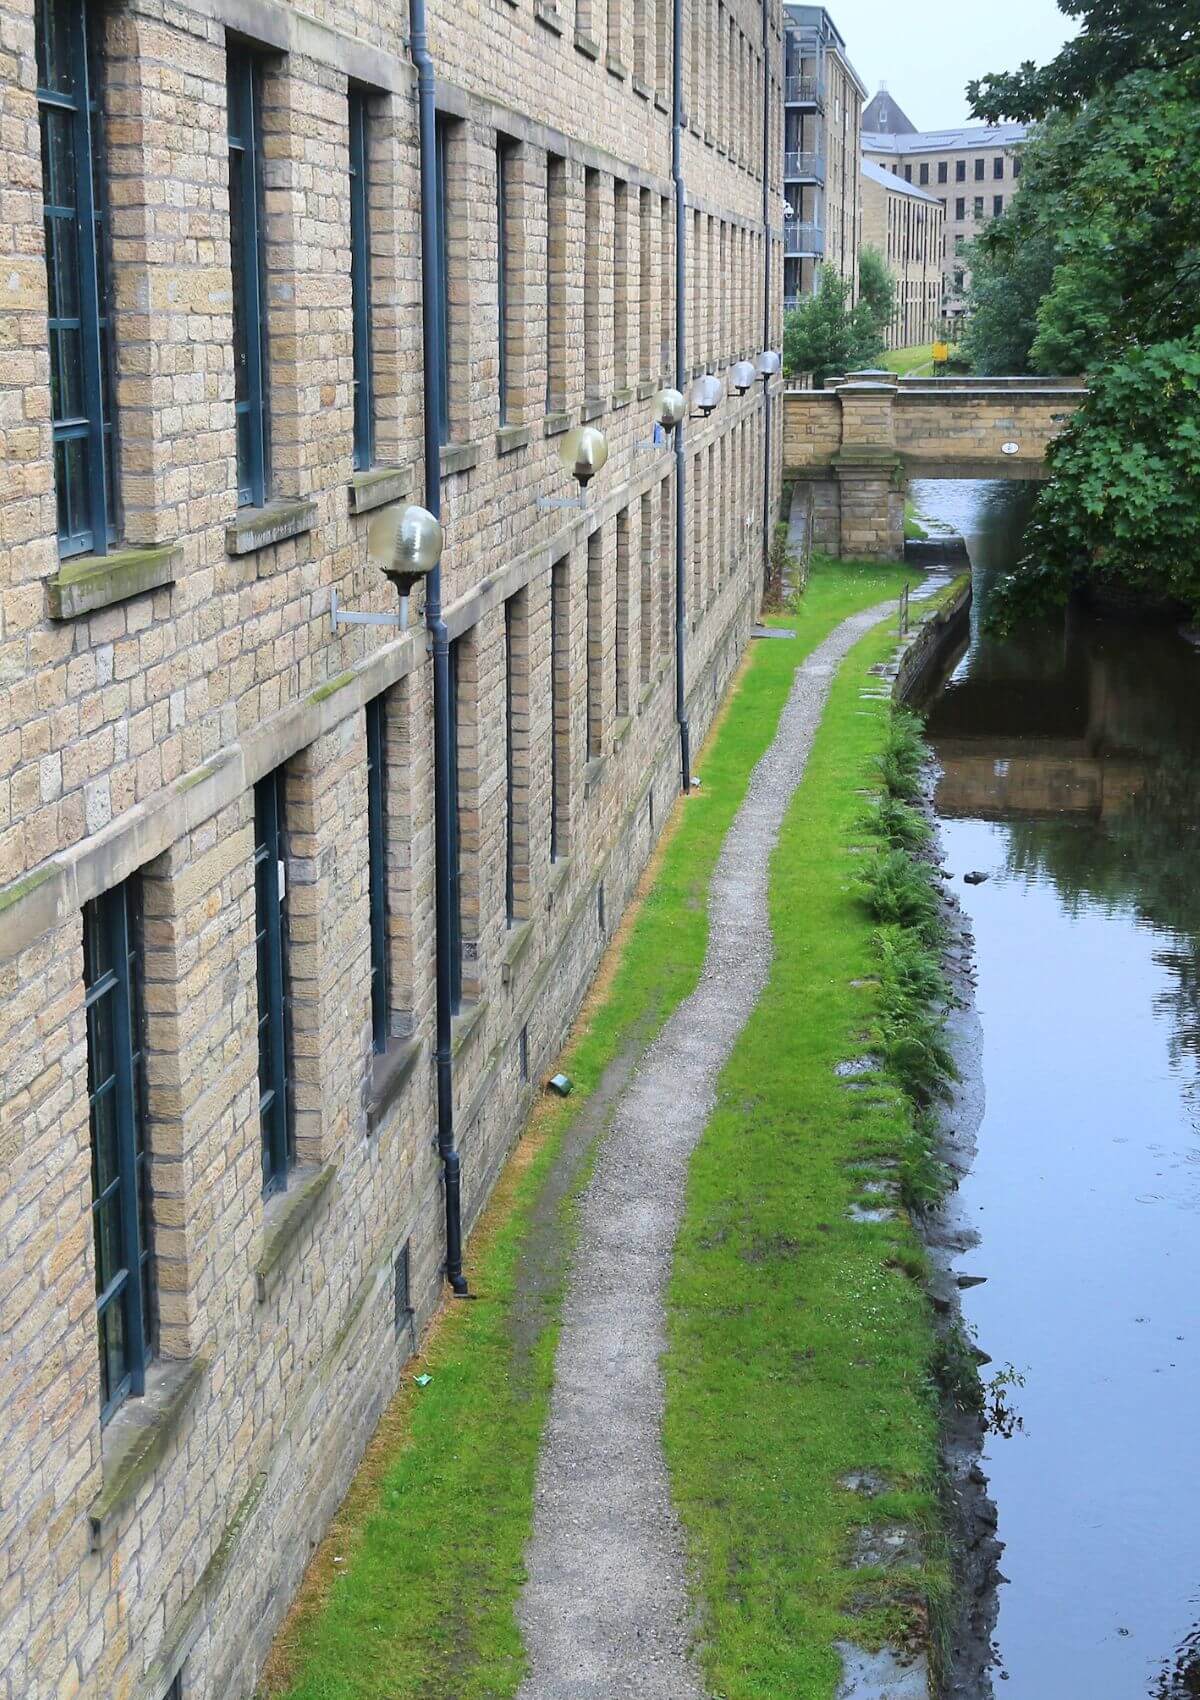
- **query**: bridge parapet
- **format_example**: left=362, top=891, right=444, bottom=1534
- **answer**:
left=783, top=378, right=1087, bottom=560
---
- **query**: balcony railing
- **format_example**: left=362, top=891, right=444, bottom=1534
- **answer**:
left=783, top=220, right=825, bottom=257
left=784, top=149, right=825, bottom=183
left=784, top=73, right=825, bottom=106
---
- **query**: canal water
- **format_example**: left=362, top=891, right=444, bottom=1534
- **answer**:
left=911, top=479, right=1200, bottom=1700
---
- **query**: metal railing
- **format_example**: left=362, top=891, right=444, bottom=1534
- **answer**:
left=784, top=73, right=825, bottom=105
left=784, top=149, right=825, bottom=183
left=783, top=220, right=825, bottom=257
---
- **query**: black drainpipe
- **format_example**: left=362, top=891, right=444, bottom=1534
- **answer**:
left=410, top=0, right=468, bottom=1296
left=761, top=0, right=773, bottom=594
left=672, top=0, right=690, bottom=791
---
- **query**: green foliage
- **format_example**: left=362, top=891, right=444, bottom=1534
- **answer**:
left=962, top=5, right=1200, bottom=619
left=992, top=334, right=1200, bottom=624
left=968, top=0, right=1198, bottom=122
left=858, top=246, right=897, bottom=342
left=871, top=793, right=932, bottom=852
left=782, top=270, right=884, bottom=388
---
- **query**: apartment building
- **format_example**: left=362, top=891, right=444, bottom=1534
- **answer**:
left=860, top=159, right=945, bottom=348
left=782, top=5, right=865, bottom=307
left=0, top=0, right=783, bottom=1689
left=862, top=96, right=1027, bottom=315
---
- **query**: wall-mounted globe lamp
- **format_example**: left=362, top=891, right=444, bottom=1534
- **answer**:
left=538, top=425, right=609, bottom=511
left=653, top=388, right=686, bottom=431
left=755, top=349, right=782, bottom=384
left=730, top=360, right=756, bottom=395
left=331, top=501, right=444, bottom=633
left=690, top=374, right=723, bottom=418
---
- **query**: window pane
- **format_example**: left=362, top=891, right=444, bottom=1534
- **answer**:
left=40, top=107, right=77, bottom=211
left=93, top=1188, right=124, bottom=1294
left=36, top=0, right=74, bottom=96
left=97, top=1295, right=125, bottom=1409
left=229, top=151, right=249, bottom=406
left=90, top=1078, right=120, bottom=1193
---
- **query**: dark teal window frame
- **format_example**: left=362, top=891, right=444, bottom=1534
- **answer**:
left=447, top=639, right=463, bottom=1012
left=349, top=87, right=375, bottom=471
left=83, top=878, right=151, bottom=1423
left=504, top=598, right=515, bottom=926
left=433, top=114, right=452, bottom=445
left=37, top=0, right=116, bottom=558
left=550, top=559, right=565, bottom=864
left=366, top=695, right=389, bottom=1052
left=227, top=45, right=268, bottom=508
left=254, top=770, right=292, bottom=1194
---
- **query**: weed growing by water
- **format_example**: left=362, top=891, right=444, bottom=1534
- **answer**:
left=870, top=793, right=934, bottom=852
left=876, top=708, right=926, bottom=801
left=860, top=850, right=945, bottom=948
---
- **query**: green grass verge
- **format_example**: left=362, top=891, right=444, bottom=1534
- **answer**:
left=664, top=614, right=951, bottom=1700
left=260, top=557, right=911, bottom=1700
left=881, top=343, right=936, bottom=377
left=904, top=499, right=929, bottom=542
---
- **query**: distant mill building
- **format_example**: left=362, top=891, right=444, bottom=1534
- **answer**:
left=782, top=5, right=866, bottom=309
left=863, top=85, right=1028, bottom=319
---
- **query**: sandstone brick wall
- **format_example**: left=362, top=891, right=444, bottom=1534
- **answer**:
left=859, top=167, right=944, bottom=350
left=0, top=0, right=784, bottom=1688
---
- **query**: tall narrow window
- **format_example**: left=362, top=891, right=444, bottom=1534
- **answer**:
left=639, top=491, right=653, bottom=686
left=546, top=152, right=567, bottom=411
left=613, top=179, right=628, bottom=394
left=255, top=770, right=292, bottom=1194
left=228, top=46, right=268, bottom=507
left=434, top=114, right=452, bottom=444
left=349, top=88, right=374, bottom=470
left=366, top=697, right=389, bottom=1052
left=615, top=507, right=630, bottom=719
left=550, top=562, right=567, bottom=863
left=497, top=137, right=516, bottom=426
left=586, top=528, right=602, bottom=759
left=504, top=599, right=517, bottom=926
left=84, top=878, right=150, bottom=1421
left=37, top=0, right=115, bottom=556
left=584, top=169, right=601, bottom=400
left=447, top=639, right=463, bottom=1012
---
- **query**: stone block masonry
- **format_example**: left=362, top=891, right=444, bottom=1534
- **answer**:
left=0, top=0, right=783, bottom=1689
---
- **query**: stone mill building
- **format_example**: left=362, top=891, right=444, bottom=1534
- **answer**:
left=0, top=0, right=784, bottom=1684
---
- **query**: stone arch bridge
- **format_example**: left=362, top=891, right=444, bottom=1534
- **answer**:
left=783, top=373, right=1087, bottom=560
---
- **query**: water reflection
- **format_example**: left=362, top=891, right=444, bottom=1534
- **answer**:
left=913, top=480, right=1200, bottom=1700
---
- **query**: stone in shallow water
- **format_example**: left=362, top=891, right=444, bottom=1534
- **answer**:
left=835, top=1642, right=930, bottom=1699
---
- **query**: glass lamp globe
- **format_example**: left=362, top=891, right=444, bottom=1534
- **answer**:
left=730, top=360, right=756, bottom=394
left=691, top=374, right=722, bottom=416
left=653, top=388, right=686, bottom=431
left=368, top=502, right=444, bottom=594
left=559, top=426, right=609, bottom=486
left=755, top=349, right=782, bottom=378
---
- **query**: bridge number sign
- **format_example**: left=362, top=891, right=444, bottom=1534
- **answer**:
left=1001, top=442, right=1020, bottom=456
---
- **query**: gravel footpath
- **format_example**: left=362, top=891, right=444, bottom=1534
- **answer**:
left=515, top=599, right=898, bottom=1700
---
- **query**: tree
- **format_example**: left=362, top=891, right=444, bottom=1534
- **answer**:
left=968, top=0, right=1199, bottom=121
left=782, top=272, right=883, bottom=389
left=858, top=247, right=897, bottom=346
left=963, top=4, right=1200, bottom=620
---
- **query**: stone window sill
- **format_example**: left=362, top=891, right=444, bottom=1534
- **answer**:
left=501, top=918, right=535, bottom=985
left=367, top=1036, right=422, bottom=1135
left=610, top=387, right=633, bottom=411
left=547, top=855, right=570, bottom=909
left=533, top=0, right=562, bottom=31
left=544, top=410, right=573, bottom=438
left=611, top=713, right=633, bottom=752
left=451, top=998, right=487, bottom=1059
left=349, top=465, right=412, bottom=516
left=632, top=73, right=652, bottom=99
left=574, top=27, right=600, bottom=57
left=226, top=498, right=317, bottom=557
left=636, top=378, right=657, bottom=401
left=255, top=1162, right=337, bottom=1302
left=581, top=397, right=607, bottom=424
left=47, top=542, right=181, bottom=621
left=606, top=51, right=627, bottom=78
left=497, top=422, right=534, bottom=456
left=441, top=439, right=481, bottom=477
left=654, top=90, right=669, bottom=114
left=89, top=1353, right=208, bottom=1549
left=584, top=754, right=607, bottom=798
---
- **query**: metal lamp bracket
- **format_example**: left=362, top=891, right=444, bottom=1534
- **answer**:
left=330, top=587, right=408, bottom=632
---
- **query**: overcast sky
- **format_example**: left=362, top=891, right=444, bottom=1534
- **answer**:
left=831, top=0, right=1077, bottom=127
